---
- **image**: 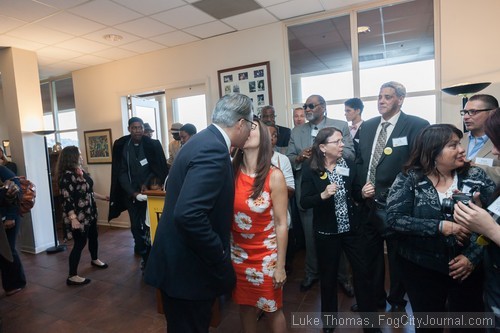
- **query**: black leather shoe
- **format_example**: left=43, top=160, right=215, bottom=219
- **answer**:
left=91, top=261, right=108, bottom=269
left=350, top=303, right=359, bottom=312
left=300, top=277, right=318, bottom=292
left=339, top=281, right=354, bottom=297
left=66, top=278, right=91, bottom=286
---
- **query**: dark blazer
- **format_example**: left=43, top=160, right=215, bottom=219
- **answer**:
left=108, top=135, right=168, bottom=221
left=300, top=159, right=359, bottom=233
left=276, top=125, right=291, bottom=149
left=144, top=125, right=236, bottom=300
left=355, top=112, right=429, bottom=201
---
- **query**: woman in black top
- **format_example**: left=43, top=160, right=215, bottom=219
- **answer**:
left=386, top=124, right=495, bottom=331
left=301, top=127, right=374, bottom=333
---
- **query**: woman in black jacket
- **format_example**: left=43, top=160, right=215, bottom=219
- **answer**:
left=301, top=127, right=374, bottom=333
left=386, top=124, right=495, bottom=331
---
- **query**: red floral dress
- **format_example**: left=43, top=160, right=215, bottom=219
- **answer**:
left=231, top=168, right=282, bottom=312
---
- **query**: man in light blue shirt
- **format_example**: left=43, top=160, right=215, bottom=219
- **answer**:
left=462, top=94, right=500, bottom=184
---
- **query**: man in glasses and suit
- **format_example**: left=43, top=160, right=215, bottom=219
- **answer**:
left=145, top=94, right=254, bottom=333
left=286, top=94, right=354, bottom=292
left=462, top=94, right=500, bottom=184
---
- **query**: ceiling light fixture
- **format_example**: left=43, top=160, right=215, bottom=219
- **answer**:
left=103, top=34, right=123, bottom=42
left=357, top=26, right=371, bottom=34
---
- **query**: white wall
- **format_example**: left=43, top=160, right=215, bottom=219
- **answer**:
left=72, top=22, right=287, bottom=225
left=440, top=0, right=500, bottom=126
left=60, top=0, right=500, bottom=226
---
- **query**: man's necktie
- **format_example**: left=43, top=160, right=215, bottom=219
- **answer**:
left=369, top=122, right=390, bottom=184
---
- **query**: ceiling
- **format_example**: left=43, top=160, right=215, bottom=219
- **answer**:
left=0, top=0, right=370, bottom=80
left=0, top=0, right=434, bottom=81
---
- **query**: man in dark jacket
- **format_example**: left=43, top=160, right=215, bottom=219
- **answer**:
left=108, top=117, right=168, bottom=267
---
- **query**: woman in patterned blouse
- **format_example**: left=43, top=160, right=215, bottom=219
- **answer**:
left=386, top=124, right=495, bottom=325
left=57, top=146, right=109, bottom=286
left=301, top=127, right=374, bottom=333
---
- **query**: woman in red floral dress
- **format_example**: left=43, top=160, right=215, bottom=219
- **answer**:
left=231, top=118, right=289, bottom=333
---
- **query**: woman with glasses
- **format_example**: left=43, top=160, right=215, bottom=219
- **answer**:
left=386, top=124, right=495, bottom=330
left=231, top=119, right=288, bottom=333
left=300, top=127, right=373, bottom=333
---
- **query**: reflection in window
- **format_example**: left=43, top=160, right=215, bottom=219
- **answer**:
left=40, top=77, right=79, bottom=149
left=288, top=0, right=436, bottom=124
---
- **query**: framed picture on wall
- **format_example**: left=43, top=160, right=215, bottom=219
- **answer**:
left=217, top=61, right=272, bottom=116
left=84, top=129, right=112, bottom=164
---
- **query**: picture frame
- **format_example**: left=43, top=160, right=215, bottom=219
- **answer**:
left=84, top=129, right=112, bottom=164
left=218, top=61, right=273, bottom=116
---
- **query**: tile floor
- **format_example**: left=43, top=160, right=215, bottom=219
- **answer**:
left=0, top=226, right=414, bottom=333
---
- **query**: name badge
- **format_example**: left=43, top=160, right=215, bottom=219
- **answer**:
left=140, top=158, right=148, bottom=166
left=336, top=166, right=350, bottom=177
left=487, top=196, right=500, bottom=216
left=475, top=157, right=494, bottom=167
left=392, top=136, right=408, bottom=147
left=311, top=128, right=319, bottom=138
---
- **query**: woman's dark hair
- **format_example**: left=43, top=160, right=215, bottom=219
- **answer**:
left=309, top=127, right=342, bottom=174
left=403, top=124, right=470, bottom=180
left=56, top=146, right=80, bottom=183
left=232, top=119, right=273, bottom=199
left=485, top=109, right=500, bottom=200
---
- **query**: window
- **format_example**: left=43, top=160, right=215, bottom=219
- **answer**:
left=288, top=0, right=436, bottom=124
left=41, top=77, right=78, bottom=149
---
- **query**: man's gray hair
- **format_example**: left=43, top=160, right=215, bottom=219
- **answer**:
left=380, top=81, right=406, bottom=98
left=212, top=94, right=253, bottom=127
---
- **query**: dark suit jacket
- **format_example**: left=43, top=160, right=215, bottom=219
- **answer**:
left=276, top=125, right=291, bottom=149
left=144, top=125, right=236, bottom=300
left=108, top=135, right=168, bottom=221
left=355, top=112, right=429, bottom=201
left=300, top=159, right=359, bottom=233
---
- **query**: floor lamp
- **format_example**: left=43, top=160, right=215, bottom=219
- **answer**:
left=442, top=82, right=491, bottom=132
left=33, top=130, right=67, bottom=254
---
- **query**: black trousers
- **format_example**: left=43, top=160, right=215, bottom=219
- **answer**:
left=365, top=207, right=406, bottom=307
left=161, top=291, right=215, bottom=333
left=69, top=222, right=98, bottom=276
left=400, top=256, right=484, bottom=333
left=0, top=216, right=26, bottom=291
left=315, top=226, right=376, bottom=319
left=126, top=199, right=150, bottom=260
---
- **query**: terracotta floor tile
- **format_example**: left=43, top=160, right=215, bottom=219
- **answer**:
left=0, top=226, right=417, bottom=333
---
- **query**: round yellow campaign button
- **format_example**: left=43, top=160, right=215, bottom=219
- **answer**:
left=320, top=172, right=327, bottom=180
left=476, top=235, right=490, bottom=246
left=384, top=147, right=393, bottom=155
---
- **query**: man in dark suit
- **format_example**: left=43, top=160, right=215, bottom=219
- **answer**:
left=144, top=94, right=254, bottom=333
left=353, top=81, right=429, bottom=312
left=260, top=105, right=291, bottom=154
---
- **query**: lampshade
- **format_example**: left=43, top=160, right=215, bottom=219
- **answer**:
left=442, top=82, right=491, bottom=96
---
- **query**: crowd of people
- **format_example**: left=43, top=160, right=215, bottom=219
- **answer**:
left=1, top=83, right=499, bottom=333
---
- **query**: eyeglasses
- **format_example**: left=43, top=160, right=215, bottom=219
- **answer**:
left=240, top=118, right=257, bottom=130
left=460, top=108, right=492, bottom=116
left=303, top=103, right=322, bottom=110
left=325, top=139, right=344, bottom=145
